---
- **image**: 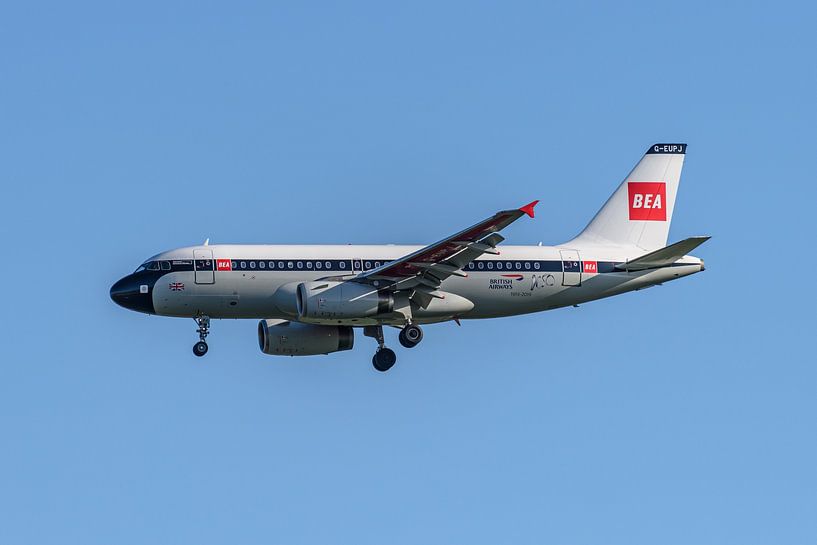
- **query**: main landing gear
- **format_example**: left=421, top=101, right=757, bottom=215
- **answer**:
left=398, top=324, right=423, bottom=348
left=365, top=325, right=395, bottom=372
left=193, top=315, right=210, bottom=357
left=365, top=323, right=424, bottom=372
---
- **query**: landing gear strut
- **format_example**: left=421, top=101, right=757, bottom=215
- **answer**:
left=398, top=324, right=423, bottom=348
left=193, top=315, right=210, bottom=357
left=365, top=325, right=396, bottom=372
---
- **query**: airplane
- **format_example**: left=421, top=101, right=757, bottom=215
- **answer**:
left=111, top=143, right=708, bottom=372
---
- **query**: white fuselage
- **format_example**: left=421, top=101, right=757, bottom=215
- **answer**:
left=144, top=243, right=704, bottom=325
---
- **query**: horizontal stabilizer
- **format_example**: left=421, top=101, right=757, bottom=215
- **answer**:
left=616, top=236, right=710, bottom=272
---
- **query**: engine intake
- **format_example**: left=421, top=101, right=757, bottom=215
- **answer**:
left=258, top=320, right=354, bottom=356
left=297, top=281, right=393, bottom=320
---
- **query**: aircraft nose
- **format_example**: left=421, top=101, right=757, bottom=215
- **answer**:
left=110, top=277, right=129, bottom=306
left=110, top=274, right=155, bottom=314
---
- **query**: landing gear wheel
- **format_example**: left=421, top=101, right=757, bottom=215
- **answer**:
left=193, top=341, right=209, bottom=357
left=372, top=348, right=397, bottom=372
left=399, top=324, right=423, bottom=348
left=192, top=315, right=211, bottom=357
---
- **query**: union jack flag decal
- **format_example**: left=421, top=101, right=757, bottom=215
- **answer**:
left=169, top=282, right=185, bottom=291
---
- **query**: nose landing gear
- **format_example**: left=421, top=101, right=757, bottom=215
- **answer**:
left=193, top=341, right=208, bottom=357
left=193, top=315, right=210, bottom=357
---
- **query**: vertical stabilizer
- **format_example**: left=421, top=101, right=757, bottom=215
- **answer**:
left=569, top=143, right=686, bottom=251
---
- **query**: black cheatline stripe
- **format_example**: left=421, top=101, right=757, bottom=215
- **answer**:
left=152, top=258, right=656, bottom=274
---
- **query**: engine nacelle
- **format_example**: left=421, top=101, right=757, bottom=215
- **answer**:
left=258, top=320, right=354, bottom=356
left=297, top=281, right=393, bottom=319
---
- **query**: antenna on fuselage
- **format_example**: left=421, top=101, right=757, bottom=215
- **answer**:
left=203, top=238, right=210, bottom=246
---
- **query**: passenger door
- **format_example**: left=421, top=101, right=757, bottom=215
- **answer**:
left=560, top=249, right=581, bottom=286
left=194, top=249, right=215, bottom=284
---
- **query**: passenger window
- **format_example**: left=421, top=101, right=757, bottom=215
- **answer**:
left=307, top=261, right=313, bottom=269
left=354, top=261, right=361, bottom=270
left=278, top=261, right=284, bottom=269
left=325, top=261, right=332, bottom=269
left=250, top=261, right=256, bottom=269
left=316, top=261, right=323, bottom=269
left=240, top=261, right=247, bottom=269
left=524, top=262, right=531, bottom=270
left=259, top=261, right=265, bottom=269
left=340, top=262, right=346, bottom=269
left=364, top=261, right=371, bottom=269
left=515, top=262, right=521, bottom=270
left=534, top=262, right=541, bottom=270
left=231, top=261, right=237, bottom=269
left=478, top=262, right=484, bottom=270
left=487, top=262, right=494, bottom=270
left=287, top=262, right=293, bottom=269
left=269, top=262, right=275, bottom=269
left=297, top=261, right=303, bottom=269
left=496, top=262, right=503, bottom=270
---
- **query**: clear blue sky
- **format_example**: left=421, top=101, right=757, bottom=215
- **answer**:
left=1, top=2, right=815, bottom=544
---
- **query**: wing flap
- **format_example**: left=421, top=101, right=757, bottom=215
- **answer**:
left=407, top=262, right=468, bottom=277
left=410, top=286, right=445, bottom=309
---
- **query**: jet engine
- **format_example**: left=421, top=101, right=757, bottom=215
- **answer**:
left=296, top=281, right=393, bottom=320
left=258, top=320, right=354, bottom=356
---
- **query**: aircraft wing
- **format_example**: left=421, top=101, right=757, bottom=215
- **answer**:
left=355, top=200, right=538, bottom=307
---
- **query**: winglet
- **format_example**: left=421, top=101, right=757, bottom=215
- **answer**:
left=519, top=200, right=539, bottom=218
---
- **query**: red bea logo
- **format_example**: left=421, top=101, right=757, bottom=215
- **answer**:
left=216, top=259, right=232, bottom=271
left=628, top=182, right=666, bottom=221
left=583, top=261, right=597, bottom=274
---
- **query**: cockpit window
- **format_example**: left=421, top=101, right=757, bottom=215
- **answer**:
left=135, top=262, right=156, bottom=272
left=136, top=261, right=162, bottom=272
left=133, top=260, right=177, bottom=273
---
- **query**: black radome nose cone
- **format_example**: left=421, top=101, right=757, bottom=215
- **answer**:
left=109, top=278, right=126, bottom=305
left=110, top=275, right=155, bottom=314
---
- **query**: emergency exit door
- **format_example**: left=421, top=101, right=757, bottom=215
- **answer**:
left=194, top=249, right=215, bottom=284
left=560, top=249, right=581, bottom=287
